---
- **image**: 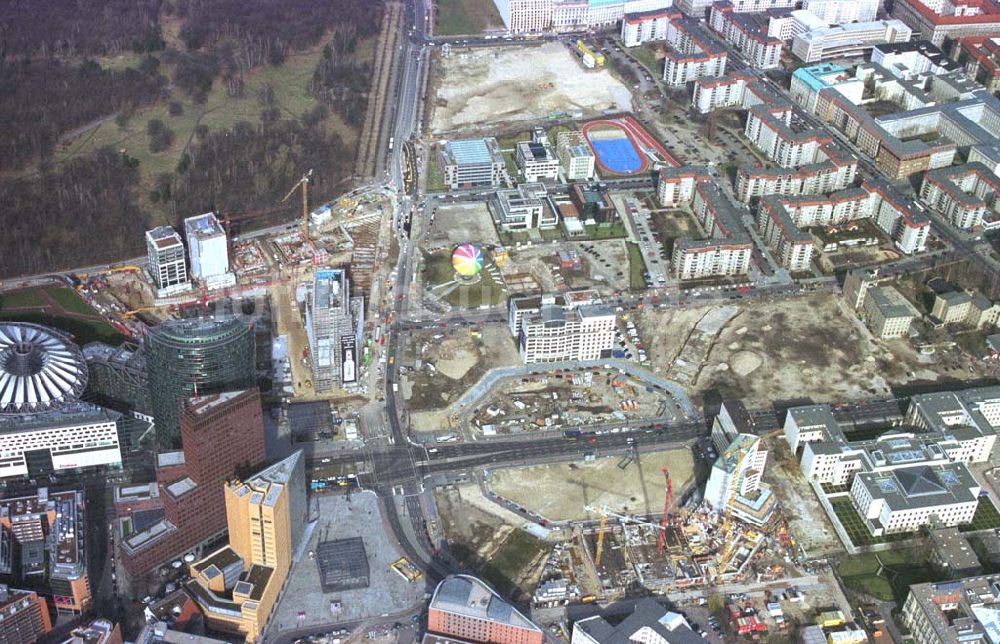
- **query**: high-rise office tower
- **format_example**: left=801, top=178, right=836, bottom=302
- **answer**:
left=187, top=451, right=305, bottom=640
left=145, top=317, right=255, bottom=448
left=119, top=389, right=266, bottom=582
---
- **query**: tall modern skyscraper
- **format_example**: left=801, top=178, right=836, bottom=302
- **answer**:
left=145, top=226, right=190, bottom=297
left=119, top=389, right=266, bottom=582
left=145, top=317, right=256, bottom=448
left=187, top=450, right=305, bottom=640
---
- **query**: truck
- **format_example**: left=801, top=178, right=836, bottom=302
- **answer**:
left=563, top=429, right=582, bottom=440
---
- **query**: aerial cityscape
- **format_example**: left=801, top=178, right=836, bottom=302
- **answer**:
left=1, top=0, right=1000, bottom=643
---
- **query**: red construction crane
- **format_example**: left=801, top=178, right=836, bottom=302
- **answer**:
left=658, top=466, right=673, bottom=553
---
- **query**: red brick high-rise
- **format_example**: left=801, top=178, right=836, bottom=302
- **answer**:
left=0, top=586, right=52, bottom=644
left=427, top=576, right=544, bottom=644
left=119, top=389, right=265, bottom=581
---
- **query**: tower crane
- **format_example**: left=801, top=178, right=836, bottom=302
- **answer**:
left=282, top=169, right=314, bottom=240
left=594, top=513, right=608, bottom=567
left=715, top=443, right=749, bottom=581
left=658, top=467, right=674, bottom=553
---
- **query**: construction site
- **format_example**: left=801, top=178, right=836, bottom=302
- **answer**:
left=466, top=368, right=681, bottom=437
left=59, top=164, right=399, bottom=408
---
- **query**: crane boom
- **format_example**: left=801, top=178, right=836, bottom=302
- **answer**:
left=594, top=513, right=608, bottom=567
left=281, top=169, right=313, bottom=240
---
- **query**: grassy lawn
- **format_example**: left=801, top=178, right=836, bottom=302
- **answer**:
left=627, top=242, right=647, bottom=291
left=0, top=286, right=123, bottom=345
left=44, top=287, right=97, bottom=316
left=423, top=252, right=507, bottom=308
left=624, top=44, right=662, bottom=76
left=584, top=222, right=626, bottom=240
left=426, top=156, right=447, bottom=193
left=837, top=548, right=939, bottom=604
left=0, top=288, right=50, bottom=310
left=829, top=497, right=910, bottom=548
left=479, top=529, right=548, bottom=596
left=960, top=497, right=1000, bottom=532
left=434, top=0, right=505, bottom=35
left=0, top=311, right=124, bottom=346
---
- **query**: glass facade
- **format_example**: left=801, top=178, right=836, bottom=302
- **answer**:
left=145, top=317, right=255, bottom=449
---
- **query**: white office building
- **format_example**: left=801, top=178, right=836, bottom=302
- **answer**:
left=803, top=0, right=878, bottom=24
left=184, top=212, right=235, bottom=289
left=494, top=183, right=557, bottom=231
left=442, top=138, right=507, bottom=190
left=518, top=304, right=616, bottom=364
left=704, top=431, right=777, bottom=526
left=785, top=387, right=998, bottom=537
left=557, top=132, right=596, bottom=181
left=515, top=140, right=560, bottom=182
left=145, top=226, right=191, bottom=297
left=792, top=16, right=912, bottom=62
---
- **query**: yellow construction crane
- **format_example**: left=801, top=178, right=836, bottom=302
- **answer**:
left=282, top=169, right=314, bottom=240
left=594, top=513, right=608, bottom=567
left=715, top=443, right=749, bottom=581
left=586, top=505, right=667, bottom=568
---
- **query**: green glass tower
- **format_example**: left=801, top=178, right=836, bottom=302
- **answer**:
left=146, top=317, right=256, bottom=448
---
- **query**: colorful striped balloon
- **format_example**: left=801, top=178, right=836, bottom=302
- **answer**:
left=452, top=243, right=483, bottom=277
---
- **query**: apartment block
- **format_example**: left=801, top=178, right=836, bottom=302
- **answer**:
left=745, top=103, right=832, bottom=168
left=672, top=183, right=753, bottom=279
left=903, top=575, right=1000, bottom=643
left=656, top=165, right=709, bottom=207
left=956, top=36, right=1000, bottom=92
left=735, top=146, right=857, bottom=202
left=920, top=163, right=1000, bottom=230
left=621, top=8, right=673, bottom=45
left=663, top=17, right=728, bottom=85
left=891, top=0, right=1000, bottom=47
left=709, top=3, right=783, bottom=69
left=494, top=0, right=554, bottom=32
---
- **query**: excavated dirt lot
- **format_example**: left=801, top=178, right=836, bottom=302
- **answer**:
left=636, top=294, right=964, bottom=408
left=434, top=485, right=552, bottom=600
left=429, top=42, right=632, bottom=133
left=402, top=324, right=520, bottom=429
left=488, top=450, right=695, bottom=521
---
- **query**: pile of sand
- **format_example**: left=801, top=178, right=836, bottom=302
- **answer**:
left=730, top=351, right=763, bottom=376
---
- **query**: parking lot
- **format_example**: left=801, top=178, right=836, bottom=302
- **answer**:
left=613, top=194, right=671, bottom=288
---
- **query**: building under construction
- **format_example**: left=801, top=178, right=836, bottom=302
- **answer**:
left=305, top=269, right=364, bottom=392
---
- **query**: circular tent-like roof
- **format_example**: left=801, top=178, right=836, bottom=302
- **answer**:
left=0, top=322, right=88, bottom=414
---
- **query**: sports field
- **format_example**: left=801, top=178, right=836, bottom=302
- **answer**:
left=584, top=123, right=646, bottom=175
